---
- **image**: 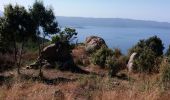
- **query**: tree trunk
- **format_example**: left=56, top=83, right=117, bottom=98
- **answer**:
left=14, top=41, right=17, bottom=63
left=17, top=42, right=25, bottom=74
left=37, top=34, right=43, bottom=77
left=39, top=58, right=43, bottom=77
left=42, top=34, right=45, bottom=49
left=38, top=35, right=41, bottom=57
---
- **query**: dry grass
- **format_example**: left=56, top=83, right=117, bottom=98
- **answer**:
left=0, top=46, right=170, bottom=100
left=0, top=68, right=169, bottom=100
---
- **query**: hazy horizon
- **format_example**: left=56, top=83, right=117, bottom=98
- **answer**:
left=0, top=0, right=170, bottom=22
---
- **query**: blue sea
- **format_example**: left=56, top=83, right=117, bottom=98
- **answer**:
left=75, top=26, right=170, bottom=54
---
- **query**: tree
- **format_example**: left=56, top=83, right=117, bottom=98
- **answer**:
left=0, top=4, right=36, bottom=74
left=30, top=1, right=59, bottom=76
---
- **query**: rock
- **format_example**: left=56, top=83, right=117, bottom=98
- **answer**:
left=127, top=52, right=137, bottom=72
left=28, top=42, right=72, bottom=69
left=28, top=42, right=87, bottom=73
left=40, top=42, right=71, bottom=62
left=85, top=36, right=107, bottom=52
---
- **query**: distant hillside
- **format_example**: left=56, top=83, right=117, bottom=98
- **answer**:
left=56, top=16, right=170, bottom=29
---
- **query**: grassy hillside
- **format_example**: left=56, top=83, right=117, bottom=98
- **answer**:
left=0, top=44, right=170, bottom=100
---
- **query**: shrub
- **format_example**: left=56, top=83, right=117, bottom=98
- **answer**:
left=133, top=47, right=158, bottom=73
left=129, top=36, right=164, bottom=73
left=129, top=36, right=164, bottom=57
left=91, top=47, right=114, bottom=68
left=91, top=47, right=126, bottom=76
left=145, top=36, right=164, bottom=57
left=108, top=56, right=127, bottom=76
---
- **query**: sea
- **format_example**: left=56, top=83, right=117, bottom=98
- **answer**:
left=74, top=26, right=170, bottom=54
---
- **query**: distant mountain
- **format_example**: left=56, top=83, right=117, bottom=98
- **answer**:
left=56, top=16, right=170, bottom=29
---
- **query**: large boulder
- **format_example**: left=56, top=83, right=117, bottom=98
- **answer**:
left=29, top=42, right=72, bottom=69
left=29, top=42, right=89, bottom=73
left=40, top=42, right=71, bottom=62
left=85, top=36, right=107, bottom=52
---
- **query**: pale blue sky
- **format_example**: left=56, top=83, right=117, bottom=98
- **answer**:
left=0, top=0, right=170, bottom=22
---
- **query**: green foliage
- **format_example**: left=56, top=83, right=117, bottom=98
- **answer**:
left=0, top=18, right=11, bottom=53
left=30, top=1, right=59, bottom=37
left=108, top=56, right=127, bottom=76
left=91, top=47, right=114, bottom=68
left=129, top=36, right=164, bottom=73
left=130, top=36, right=164, bottom=57
left=145, top=36, right=164, bottom=56
left=29, top=1, right=60, bottom=76
left=133, top=47, right=157, bottom=73
left=0, top=4, right=36, bottom=44
left=91, top=47, right=125, bottom=76
left=51, top=28, right=78, bottom=43
left=0, top=4, right=38, bottom=74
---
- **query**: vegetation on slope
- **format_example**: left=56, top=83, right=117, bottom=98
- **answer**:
left=0, top=1, right=170, bottom=100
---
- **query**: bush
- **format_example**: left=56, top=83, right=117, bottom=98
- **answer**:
left=133, top=47, right=158, bottom=73
left=145, top=36, right=164, bottom=57
left=129, top=36, right=164, bottom=57
left=91, top=47, right=126, bottom=76
left=108, top=56, right=128, bottom=76
left=91, top=47, right=114, bottom=68
left=129, top=36, right=164, bottom=73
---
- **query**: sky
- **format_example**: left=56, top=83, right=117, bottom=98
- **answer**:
left=0, top=0, right=170, bottom=22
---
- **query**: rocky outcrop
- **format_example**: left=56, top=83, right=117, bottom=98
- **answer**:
left=40, top=42, right=71, bottom=62
left=85, top=36, right=107, bottom=52
left=29, top=42, right=72, bottom=69
left=127, top=52, right=137, bottom=72
left=28, top=42, right=89, bottom=73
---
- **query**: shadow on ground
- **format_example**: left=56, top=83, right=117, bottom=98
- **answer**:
left=19, top=73, right=77, bottom=85
left=0, top=75, right=13, bottom=85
